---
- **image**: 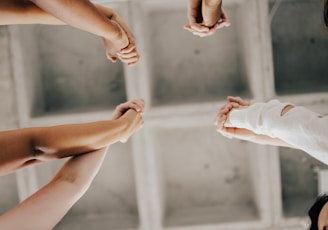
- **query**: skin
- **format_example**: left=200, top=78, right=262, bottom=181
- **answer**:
left=0, top=0, right=139, bottom=66
left=0, top=98, right=145, bottom=229
left=0, top=98, right=145, bottom=176
left=214, top=96, right=293, bottom=148
left=184, top=0, right=230, bottom=37
left=318, top=202, right=328, bottom=230
left=0, top=99, right=145, bottom=229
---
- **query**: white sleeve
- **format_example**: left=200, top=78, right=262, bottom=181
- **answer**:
left=226, top=100, right=328, bottom=164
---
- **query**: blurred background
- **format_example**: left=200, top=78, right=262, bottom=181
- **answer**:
left=1, top=0, right=328, bottom=229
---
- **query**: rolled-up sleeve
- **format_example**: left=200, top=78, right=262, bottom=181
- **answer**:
left=227, top=100, right=328, bottom=164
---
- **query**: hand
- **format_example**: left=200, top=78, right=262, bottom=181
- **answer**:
left=100, top=10, right=140, bottom=66
left=214, top=100, right=240, bottom=130
left=113, top=98, right=145, bottom=143
left=118, top=109, right=144, bottom=143
left=226, top=96, right=252, bottom=107
left=184, top=0, right=230, bottom=37
left=112, top=98, right=145, bottom=120
left=214, top=96, right=252, bottom=130
left=111, top=13, right=140, bottom=67
left=101, top=21, right=137, bottom=65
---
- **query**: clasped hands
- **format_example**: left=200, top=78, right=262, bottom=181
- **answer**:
left=100, top=8, right=139, bottom=67
left=184, top=0, right=230, bottom=37
left=214, top=96, right=260, bottom=143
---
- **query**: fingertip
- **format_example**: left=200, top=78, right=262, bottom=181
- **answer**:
left=184, top=24, right=191, bottom=29
left=190, top=23, right=209, bottom=32
left=128, top=62, right=138, bottom=67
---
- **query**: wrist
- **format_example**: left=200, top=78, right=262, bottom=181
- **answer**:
left=203, top=0, right=222, bottom=8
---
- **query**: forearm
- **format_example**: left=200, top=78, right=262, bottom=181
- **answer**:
left=0, top=0, right=61, bottom=25
left=202, top=0, right=222, bottom=26
left=29, top=0, right=119, bottom=40
left=0, top=0, right=115, bottom=26
left=31, top=119, right=127, bottom=159
left=52, top=147, right=108, bottom=195
left=0, top=148, right=107, bottom=230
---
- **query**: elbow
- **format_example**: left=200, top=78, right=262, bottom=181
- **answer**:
left=30, top=128, right=59, bottom=161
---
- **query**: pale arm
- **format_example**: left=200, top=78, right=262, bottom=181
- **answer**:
left=216, top=96, right=328, bottom=164
left=0, top=1, right=119, bottom=26
left=0, top=0, right=139, bottom=64
left=29, top=0, right=125, bottom=42
left=0, top=147, right=108, bottom=230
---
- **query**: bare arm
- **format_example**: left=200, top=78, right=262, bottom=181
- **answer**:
left=0, top=0, right=140, bottom=64
left=0, top=99, right=145, bottom=176
left=0, top=147, right=108, bottom=230
left=0, top=0, right=64, bottom=25
left=29, top=0, right=125, bottom=42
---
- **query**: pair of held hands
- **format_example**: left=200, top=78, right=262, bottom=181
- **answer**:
left=101, top=10, right=139, bottom=67
left=107, top=0, right=230, bottom=66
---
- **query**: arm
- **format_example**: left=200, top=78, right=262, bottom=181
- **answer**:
left=202, top=0, right=223, bottom=27
left=0, top=0, right=64, bottom=25
left=0, top=0, right=139, bottom=65
left=0, top=99, right=145, bottom=176
left=0, top=0, right=120, bottom=40
left=216, top=96, right=328, bottom=164
left=0, top=147, right=108, bottom=230
left=29, top=0, right=127, bottom=45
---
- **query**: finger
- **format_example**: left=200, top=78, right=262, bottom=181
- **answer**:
left=184, top=24, right=193, bottom=31
left=117, top=50, right=139, bottom=59
left=214, top=21, right=229, bottom=30
left=218, top=104, right=231, bottom=114
left=184, top=25, right=201, bottom=34
left=116, top=102, right=133, bottom=114
left=191, top=29, right=215, bottom=37
left=107, top=54, right=117, bottom=63
left=128, top=61, right=138, bottom=67
left=221, top=8, right=231, bottom=26
left=190, top=23, right=210, bottom=33
left=131, top=101, right=143, bottom=112
left=118, top=55, right=140, bottom=65
left=120, top=43, right=136, bottom=54
left=134, top=98, right=145, bottom=111
left=185, top=25, right=214, bottom=37
left=218, top=114, right=227, bottom=130
left=230, top=102, right=240, bottom=108
left=227, top=96, right=249, bottom=106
